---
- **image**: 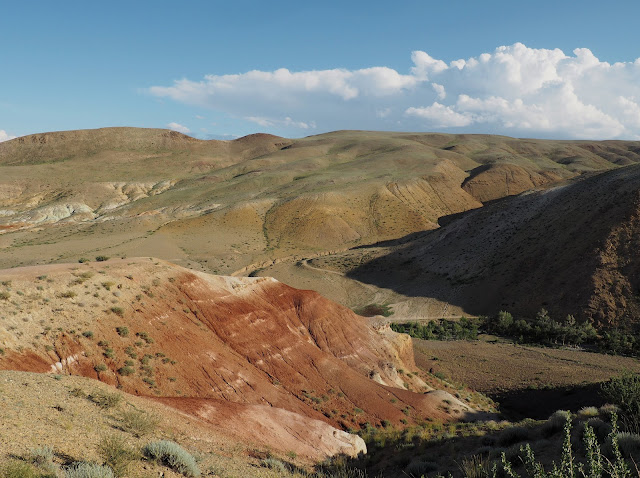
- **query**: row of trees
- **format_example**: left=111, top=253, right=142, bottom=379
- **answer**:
left=392, top=309, right=640, bottom=357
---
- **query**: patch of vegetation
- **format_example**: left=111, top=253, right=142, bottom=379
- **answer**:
left=64, top=462, right=115, bottom=478
left=392, top=317, right=479, bottom=341
left=95, top=256, right=110, bottom=262
left=353, top=303, right=393, bottom=317
left=0, top=291, right=10, bottom=300
left=97, top=435, right=137, bottom=477
left=89, top=391, right=122, bottom=409
left=117, top=366, right=134, bottom=376
left=57, top=291, right=77, bottom=299
left=115, top=326, right=128, bottom=337
left=118, top=409, right=158, bottom=437
left=110, top=307, right=124, bottom=317
left=0, top=460, right=39, bottom=478
left=82, top=331, right=94, bottom=339
left=602, top=371, right=640, bottom=431
left=142, top=440, right=200, bottom=477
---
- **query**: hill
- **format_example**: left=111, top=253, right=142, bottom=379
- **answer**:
left=0, top=258, right=489, bottom=461
left=1, top=128, right=639, bottom=278
left=342, top=163, right=640, bottom=327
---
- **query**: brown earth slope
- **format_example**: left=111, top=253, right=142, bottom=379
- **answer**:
left=0, top=258, right=484, bottom=459
left=1, top=128, right=640, bottom=278
left=344, top=163, right=640, bottom=327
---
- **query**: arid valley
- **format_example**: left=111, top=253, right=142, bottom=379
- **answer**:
left=1, top=128, right=640, bottom=477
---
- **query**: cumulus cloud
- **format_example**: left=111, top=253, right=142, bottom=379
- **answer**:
left=0, top=130, right=16, bottom=142
left=150, top=43, right=640, bottom=139
left=167, top=122, right=191, bottom=134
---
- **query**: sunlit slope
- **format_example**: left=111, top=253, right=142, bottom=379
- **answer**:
left=1, top=127, right=639, bottom=277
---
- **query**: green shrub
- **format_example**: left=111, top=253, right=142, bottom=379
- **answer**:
left=94, top=363, right=107, bottom=373
left=142, top=440, right=200, bottom=477
left=260, top=458, right=288, bottom=472
left=110, top=307, right=124, bottom=317
left=117, top=366, right=134, bottom=376
left=115, top=327, right=128, bottom=337
left=64, top=462, right=114, bottom=478
left=0, top=460, right=38, bottom=478
left=78, top=258, right=89, bottom=263
left=58, top=291, right=77, bottom=299
left=82, top=331, right=94, bottom=339
left=0, top=291, right=10, bottom=300
left=90, top=391, right=122, bottom=409
left=118, top=410, right=158, bottom=437
left=95, top=256, right=110, bottom=262
left=601, top=371, right=640, bottom=430
left=97, top=435, right=137, bottom=477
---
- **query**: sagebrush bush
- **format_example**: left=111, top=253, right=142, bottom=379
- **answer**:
left=260, top=458, right=288, bottom=473
left=542, top=410, right=571, bottom=437
left=142, top=440, right=200, bottom=477
left=64, top=463, right=114, bottom=478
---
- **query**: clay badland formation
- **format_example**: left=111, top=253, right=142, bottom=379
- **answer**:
left=2, top=127, right=640, bottom=474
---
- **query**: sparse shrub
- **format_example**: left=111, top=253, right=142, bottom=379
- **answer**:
left=98, top=435, right=137, bottom=477
left=90, top=391, right=122, bottom=409
left=94, top=363, right=107, bottom=373
left=64, top=462, right=114, bottom=478
left=78, top=258, right=89, bottom=263
left=97, top=340, right=109, bottom=348
left=117, top=366, right=134, bottom=376
left=101, top=282, right=115, bottom=291
left=95, top=256, right=110, bottom=262
left=0, top=460, right=38, bottom=478
left=497, top=425, right=530, bottom=446
left=115, top=326, right=128, bottom=337
left=27, top=446, right=55, bottom=471
left=0, top=291, right=10, bottom=300
left=110, top=307, right=124, bottom=317
left=579, top=406, right=600, bottom=418
left=142, top=440, right=200, bottom=477
left=58, top=291, right=77, bottom=299
left=542, top=410, right=572, bottom=437
left=82, top=331, right=94, bottom=339
left=118, top=409, right=158, bottom=437
left=260, top=458, right=287, bottom=473
left=103, top=348, right=115, bottom=359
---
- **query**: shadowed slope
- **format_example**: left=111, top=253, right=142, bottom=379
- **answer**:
left=346, top=163, right=640, bottom=327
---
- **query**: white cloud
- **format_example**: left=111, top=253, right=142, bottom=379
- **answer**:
left=166, top=122, right=191, bottom=134
left=150, top=43, right=640, bottom=139
left=195, top=115, right=205, bottom=120
left=0, top=130, right=16, bottom=142
left=406, top=103, right=472, bottom=127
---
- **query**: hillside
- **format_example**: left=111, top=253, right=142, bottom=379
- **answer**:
left=0, top=258, right=490, bottom=460
left=1, top=128, right=639, bottom=279
left=339, top=163, right=640, bottom=327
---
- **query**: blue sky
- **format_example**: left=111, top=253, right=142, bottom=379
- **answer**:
left=2, top=0, right=640, bottom=141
